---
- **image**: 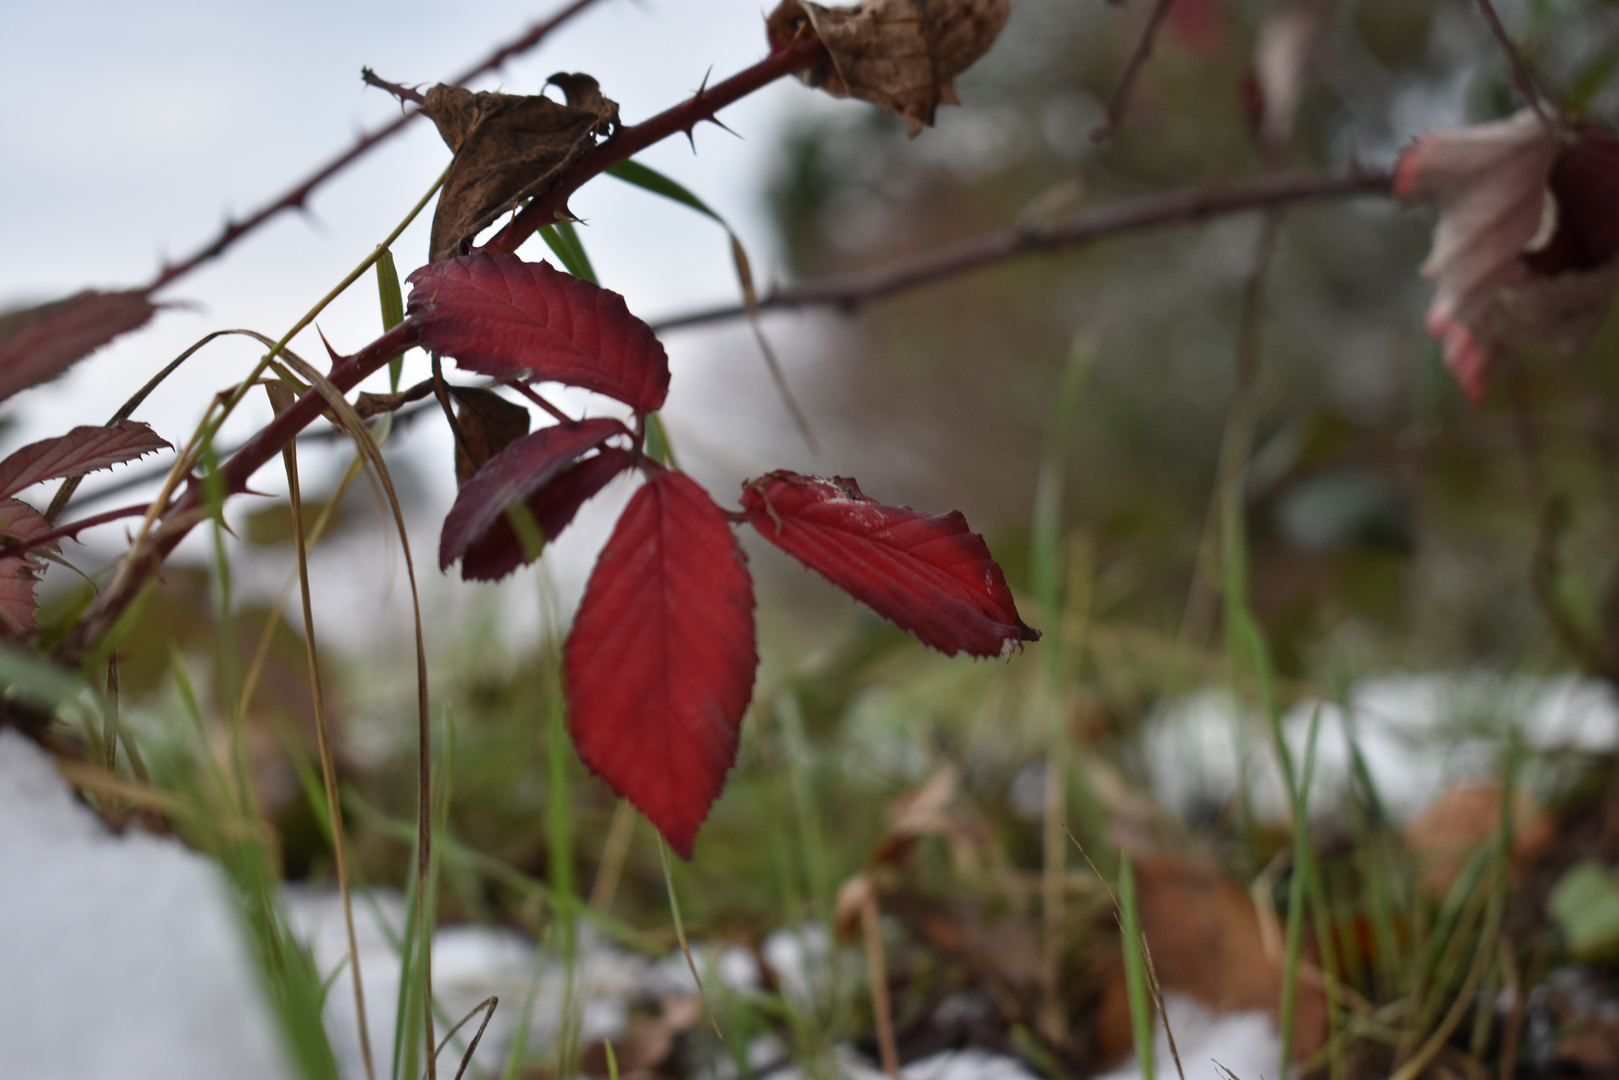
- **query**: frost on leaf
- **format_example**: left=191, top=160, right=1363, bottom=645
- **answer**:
left=0, top=292, right=156, bottom=405
left=440, top=417, right=630, bottom=576
left=0, top=499, right=57, bottom=639
left=422, top=76, right=616, bottom=262
left=1395, top=112, right=1619, bottom=402
left=741, top=470, right=1038, bottom=658
left=0, top=421, right=170, bottom=501
left=565, top=470, right=758, bottom=857
left=407, top=253, right=670, bottom=413
left=766, top=0, right=1010, bottom=137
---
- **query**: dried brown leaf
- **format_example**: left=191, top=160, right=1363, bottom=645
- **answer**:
left=580, top=995, right=701, bottom=1079
left=1403, top=783, right=1556, bottom=895
left=422, top=78, right=616, bottom=262
left=0, top=291, right=156, bottom=405
left=1094, top=857, right=1327, bottom=1064
left=449, top=387, right=531, bottom=486
left=766, top=0, right=1010, bottom=137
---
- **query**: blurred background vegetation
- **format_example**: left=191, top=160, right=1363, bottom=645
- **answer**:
left=42, top=0, right=1619, bottom=1077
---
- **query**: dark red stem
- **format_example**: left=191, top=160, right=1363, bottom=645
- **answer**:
left=57, top=320, right=423, bottom=663
left=12, top=502, right=155, bottom=556
left=480, top=37, right=830, bottom=254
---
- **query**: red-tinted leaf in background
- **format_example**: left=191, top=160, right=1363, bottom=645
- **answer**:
left=741, top=471, right=1039, bottom=659
left=0, top=292, right=157, bottom=405
left=0, top=499, right=57, bottom=639
left=0, top=421, right=171, bottom=501
left=565, top=469, right=757, bottom=857
left=460, top=447, right=633, bottom=581
left=407, top=253, right=670, bottom=413
left=439, top=417, right=629, bottom=573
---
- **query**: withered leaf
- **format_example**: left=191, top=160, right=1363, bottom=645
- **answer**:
left=449, top=386, right=531, bottom=486
left=422, top=78, right=618, bottom=262
left=766, top=0, right=1009, bottom=137
left=0, top=291, right=157, bottom=405
left=548, top=72, right=618, bottom=135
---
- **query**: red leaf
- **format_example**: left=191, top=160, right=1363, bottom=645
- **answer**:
left=0, top=421, right=171, bottom=501
left=460, top=447, right=633, bottom=582
left=741, top=471, right=1038, bottom=658
left=407, top=253, right=670, bottom=413
left=0, top=291, right=157, bottom=405
left=0, top=499, right=57, bottom=639
left=565, top=470, right=757, bottom=857
left=439, top=417, right=629, bottom=573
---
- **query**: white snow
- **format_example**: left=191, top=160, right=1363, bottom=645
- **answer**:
left=1097, top=993, right=1281, bottom=1080
left=0, top=729, right=294, bottom=1080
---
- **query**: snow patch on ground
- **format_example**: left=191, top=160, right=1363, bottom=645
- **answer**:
left=1146, top=672, right=1619, bottom=824
left=1097, top=993, right=1280, bottom=1080
left=0, top=729, right=293, bottom=1080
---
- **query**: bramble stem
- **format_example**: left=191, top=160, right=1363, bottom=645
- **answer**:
left=652, top=169, right=1394, bottom=332
left=479, top=37, right=830, bottom=255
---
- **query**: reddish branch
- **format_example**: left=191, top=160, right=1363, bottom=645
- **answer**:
left=59, top=87, right=1383, bottom=664
left=651, top=168, right=1394, bottom=332
left=56, top=320, right=423, bottom=663
left=1094, top=0, right=1179, bottom=142
left=478, top=37, right=831, bottom=254
left=140, top=0, right=608, bottom=296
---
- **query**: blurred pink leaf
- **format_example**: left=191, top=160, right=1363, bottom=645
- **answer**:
left=0, top=292, right=157, bottom=405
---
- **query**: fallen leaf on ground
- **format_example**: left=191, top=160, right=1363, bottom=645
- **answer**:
left=580, top=995, right=701, bottom=1080
left=766, top=0, right=1009, bottom=137
left=1094, top=856, right=1327, bottom=1064
left=1404, top=782, right=1556, bottom=895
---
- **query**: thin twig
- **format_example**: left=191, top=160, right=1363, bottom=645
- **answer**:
left=140, top=0, right=610, bottom=295
left=652, top=169, right=1393, bottom=332
left=1474, top=0, right=1555, bottom=130
left=1094, top=0, right=1179, bottom=142
left=479, top=37, right=831, bottom=255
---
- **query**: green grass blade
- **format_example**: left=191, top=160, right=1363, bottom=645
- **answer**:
left=540, top=221, right=598, bottom=284
left=1279, top=705, right=1323, bottom=1079
left=375, top=248, right=406, bottom=391
left=1119, top=854, right=1154, bottom=1080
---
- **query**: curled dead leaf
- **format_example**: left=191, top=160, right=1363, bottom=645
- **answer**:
left=422, top=76, right=618, bottom=262
left=766, top=0, right=1010, bottom=137
left=1396, top=112, right=1619, bottom=401
left=448, top=387, right=530, bottom=486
